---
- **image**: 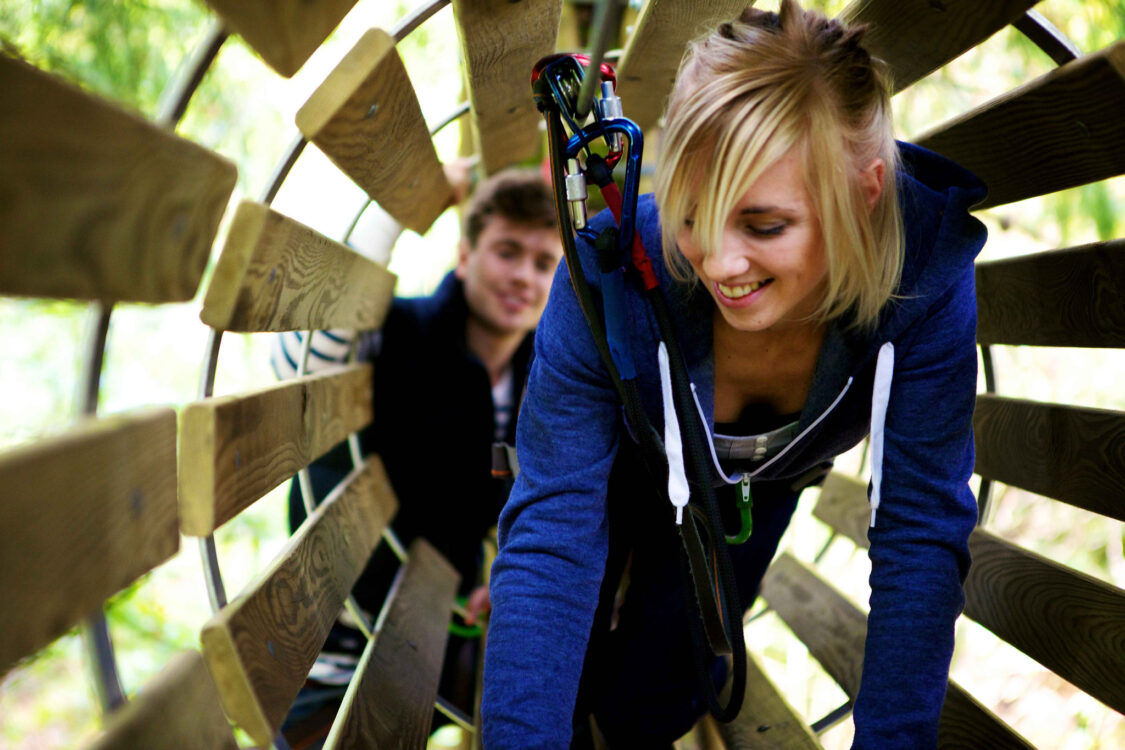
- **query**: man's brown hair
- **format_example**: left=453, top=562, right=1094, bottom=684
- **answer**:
left=463, top=168, right=558, bottom=248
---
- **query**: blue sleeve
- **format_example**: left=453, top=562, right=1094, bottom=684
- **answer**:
left=482, top=256, right=624, bottom=748
left=854, top=265, right=979, bottom=748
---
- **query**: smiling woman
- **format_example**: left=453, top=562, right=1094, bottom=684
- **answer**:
left=482, top=1, right=988, bottom=747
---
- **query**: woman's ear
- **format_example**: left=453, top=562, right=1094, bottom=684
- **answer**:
left=861, top=158, right=885, bottom=211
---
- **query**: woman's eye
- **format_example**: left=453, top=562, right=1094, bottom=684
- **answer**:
left=748, top=223, right=786, bottom=237
left=683, top=217, right=695, bottom=228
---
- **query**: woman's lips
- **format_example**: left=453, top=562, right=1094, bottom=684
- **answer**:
left=715, top=278, right=772, bottom=306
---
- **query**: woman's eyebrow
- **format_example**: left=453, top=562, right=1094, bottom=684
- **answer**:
left=738, top=205, right=781, bottom=215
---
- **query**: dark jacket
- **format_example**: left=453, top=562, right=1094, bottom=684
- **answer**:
left=292, top=271, right=534, bottom=608
left=482, top=142, right=988, bottom=748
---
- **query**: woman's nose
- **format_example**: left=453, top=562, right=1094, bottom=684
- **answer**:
left=702, top=236, right=751, bottom=280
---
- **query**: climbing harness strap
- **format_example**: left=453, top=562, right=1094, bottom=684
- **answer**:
left=532, top=54, right=747, bottom=722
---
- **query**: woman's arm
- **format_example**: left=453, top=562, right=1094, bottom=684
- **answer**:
left=482, top=254, right=625, bottom=748
left=854, top=265, right=980, bottom=748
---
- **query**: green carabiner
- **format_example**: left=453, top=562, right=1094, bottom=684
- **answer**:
left=725, top=474, right=753, bottom=545
left=449, top=596, right=484, bottom=639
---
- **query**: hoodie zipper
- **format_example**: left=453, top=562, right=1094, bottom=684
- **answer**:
left=689, top=377, right=855, bottom=485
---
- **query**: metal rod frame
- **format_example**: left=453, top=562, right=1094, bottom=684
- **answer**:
left=1013, top=9, right=1081, bottom=66
left=574, top=0, right=628, bottom=120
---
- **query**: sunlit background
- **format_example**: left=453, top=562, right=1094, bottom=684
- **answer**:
left=1, top=0, right=1122, bottom=747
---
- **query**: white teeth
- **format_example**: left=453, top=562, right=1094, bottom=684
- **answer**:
left=718, top=280, right=767, bottom=299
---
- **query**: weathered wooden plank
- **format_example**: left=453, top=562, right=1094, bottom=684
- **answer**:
left=200, top=201, right=397, bottom=332
left=200, top=457, right=398, bottom=746
left=939, top=683, right=1035, bottom=750
left=0, top=56, right=237, bottom=303
left=325, top=538, right=459, bottom=750
left=841, top=0, right=1038, bottom=93
left=615, top=0, right=754, bottom=134
left=916, top=42, right=1125, bottom=209
left=761, top=554, right=868, bottom=698
left=973, top=395, right=1125, bottom=523
left=0, top=409, right=179, bottom=674
left=964, top=530, right=1125, bottom=714
left=296, top=29, right=450, bottom=235
left=762, top=554, right=1033, bottom=749
left=178, top=364, right=373, bottom=536
left=717, top=649, right=822, bottom=749
left=812, top=471, right=871, bottom=550
left=86, top=650, right=238, bottom=750
left=200, top=0, right=358, bottom=77
left=452, top=0, right=563, bottom=174
left=976, top=240, right=1125, bottom=348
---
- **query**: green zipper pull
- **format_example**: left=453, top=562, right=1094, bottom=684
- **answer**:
left=726, top=473, right=753, bottom=545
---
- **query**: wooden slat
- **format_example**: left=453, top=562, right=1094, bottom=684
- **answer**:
left=841, top=0, right=1038, bottom=93
left=86, top=650, right=237, bottom=750
left=0, top=56, right=237, bottom=303
left=178, top=364, right=373, bottom=536
left=976, top=239, right=1125, bottom=348
left=200, top=201, right=397, bottom=332
left=296, top=29, right=451, bottom=235
left=974, top=394, right=1125, bottom=523
left=761, top=554, right=867, bottom=698
left=916, top=42, right=1125, bottom=209
left=717, top=650, right=822, bottom=749
left=964, top=530, right=1125, bottom=714
left=762, top=554, right=1033, bottom=749
left=200, top=457, right=398, bottom=746
left=614, top=0, right=750, bottom=133
left=812, top=471, right=871, bottom=550
left=814, top=472, right=1125, bottom=712
left=201, top=0, right=358, bottom=77
left=0, top=409, right=178, bottom=674
left=325, top=538, right=459, bottom=750
left=452, top=0, right=563, bottom=174
left=938, top=683, right=1035, bottom=750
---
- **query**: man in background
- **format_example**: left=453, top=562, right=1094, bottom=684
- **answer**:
left=274, top=167, right=562, bottom=743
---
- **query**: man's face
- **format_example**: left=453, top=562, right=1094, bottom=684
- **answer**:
left=456, top=215, right=563, bottom=337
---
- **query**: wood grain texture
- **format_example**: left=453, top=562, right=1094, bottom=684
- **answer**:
left=200, top=457, right=398, bottom=747
left=717, top=649, right=821, bottom=749
left=0, top=56, right=236, bottom=303
left=201, top=0, right=358, bottom=77
left=325, top=538, right=459, bottom=750
left=200, top=201, right=397, bottom=332
left=964, top=530, right=1125, bottom=714
left=296, top=28, right=451, bottom=234
left=761, top=553, right=868, bottom=698
left=976, top=240, right=1125, bottom=348
left=916, top=42, right=1125, bottom=209
left=973, top=394, right=1125, bottom=522
left=841, top=0, right=1038, bottom=93
left=938, top=683, right=1035, bottom=750
left=811, top=471, right=871, bottom=550
left=87, top=650, right=238, bottom=750
left=178, top=364, right=373, bottom=536
left=762, top=555, right=1032, bottom=749
left=615, top=0, right=752, bottom=133
left=0, top=409, right=178, bottom=674
left=452, top=0, right=563, bottom=174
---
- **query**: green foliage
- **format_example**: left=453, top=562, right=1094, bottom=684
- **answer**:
left=0, top=0, right=210, bottom=116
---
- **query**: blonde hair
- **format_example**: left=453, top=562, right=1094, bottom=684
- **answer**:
left=654, top=0, right=903, bottom=329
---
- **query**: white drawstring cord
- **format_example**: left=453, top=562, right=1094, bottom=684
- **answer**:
left=658, top=342, right=690, bottom=524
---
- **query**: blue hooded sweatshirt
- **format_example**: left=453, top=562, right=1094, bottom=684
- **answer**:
left=483, top=142, right=988, bottom=748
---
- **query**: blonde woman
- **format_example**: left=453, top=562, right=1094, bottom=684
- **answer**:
left=484, top=2, right=987, bottom=747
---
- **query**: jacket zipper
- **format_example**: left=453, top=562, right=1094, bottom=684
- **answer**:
left=689, top=377, right=855, bottom=485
